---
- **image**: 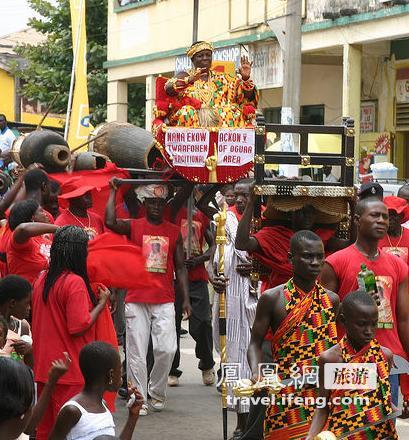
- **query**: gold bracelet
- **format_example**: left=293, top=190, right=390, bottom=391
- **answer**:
left=165, top=77, right=179, bottom=92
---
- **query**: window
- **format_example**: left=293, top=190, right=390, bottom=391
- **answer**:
left=263, top=105, right=325, bottom=125
left=300, top=105, right=325, bottom=125
left=263, top=107, right=281, bottom=123
left=116, top=0, right=155, bottom=10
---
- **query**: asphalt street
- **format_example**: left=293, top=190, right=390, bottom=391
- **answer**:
left=114, top=324, right=409, bottom=440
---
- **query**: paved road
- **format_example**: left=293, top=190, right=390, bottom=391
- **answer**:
left=114, top=325, right=409, bottom=439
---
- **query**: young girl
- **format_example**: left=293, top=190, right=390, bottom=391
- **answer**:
left=50, top=341, right=143, bottom=440
left=0, top=275, right=33, bottom=365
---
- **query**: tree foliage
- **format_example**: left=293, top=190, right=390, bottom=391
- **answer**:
left=14, top=0, right=145, bottom=127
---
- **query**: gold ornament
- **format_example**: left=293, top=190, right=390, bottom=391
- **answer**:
left=187, top=41, right=214, bottom=58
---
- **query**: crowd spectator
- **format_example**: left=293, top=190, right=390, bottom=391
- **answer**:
left=0, top=114, right=16, bottom=165
left=32, top=226, right=110, bottom=439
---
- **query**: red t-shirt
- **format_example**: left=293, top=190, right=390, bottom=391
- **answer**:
left=0, top=223, right=12, bottom=276
left=174, top=208, right=209, bottom=282
left=32, top=271, right=95, bottom=385
left=44, top=209, right=55, bottom=224
left=325, top=245, right=408, bottom=358
left=126, top=217, right=180, bottom=304
left=7, top=233, right=51, bottom=284
left=55, top=209, right=105, bottom=239
left=378, top=228, right=409, bottom=264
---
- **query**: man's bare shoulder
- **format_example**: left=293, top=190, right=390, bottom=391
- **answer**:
left=324, top=288, right=340, bottom=312
left=319, top=344, right=342, bottom=364
left=261, top=284, right=285, bottom=303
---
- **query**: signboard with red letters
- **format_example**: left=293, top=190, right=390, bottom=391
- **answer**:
left=157, top=127, right=255, bottom=183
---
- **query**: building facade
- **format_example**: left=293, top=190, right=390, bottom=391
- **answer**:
left=0, top=29, right=65, bottom=129
left=105, top=0, right=409, bottom=178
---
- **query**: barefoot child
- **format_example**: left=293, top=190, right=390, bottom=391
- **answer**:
left=49, top=341, right=143, bottom=440
left=307, top=290, right=398, bottom=439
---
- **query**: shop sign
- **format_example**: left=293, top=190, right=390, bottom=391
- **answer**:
left=175, top=45, right=241, bottom=73
left=396, top=68, right=409, bottom=104
left=247, top=41, right=283, bottom=89
left=360, top=101, right=377, bottom=133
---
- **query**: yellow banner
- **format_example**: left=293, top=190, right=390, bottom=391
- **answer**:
left=67, top=0, right=92, bottom=150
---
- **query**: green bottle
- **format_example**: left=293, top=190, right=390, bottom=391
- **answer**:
left=357, top=263, right=378, bottom=294
left=10, top=351, right=23, bottom=362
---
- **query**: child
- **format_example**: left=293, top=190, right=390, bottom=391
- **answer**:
left=0, top=353, right=70, bottom=440
left=0, top=315, right=8, bottom=349
left=50, top=341, right=143, bottom=440
left=0, top=275, right=33, bottom=365
left=307, top=290, right=398, bottom=440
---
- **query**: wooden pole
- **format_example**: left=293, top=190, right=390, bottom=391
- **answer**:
left=70, top=131, right=107, bottom=153
left=214, top=208, right=228, bottom=440
left=36, top=95, right=58, bottom=130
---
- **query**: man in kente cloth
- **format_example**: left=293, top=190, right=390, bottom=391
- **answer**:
left=307, top=290, right=398, bottom=440
left=164, top=41, right=258, bottom=128
left=247, top=230, right=340, bottom=440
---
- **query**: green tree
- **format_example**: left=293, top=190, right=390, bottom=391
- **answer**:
left=14, top=0, right=145, bottom=127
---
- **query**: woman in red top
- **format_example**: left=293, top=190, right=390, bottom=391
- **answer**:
left=8, top=200, right=58, bottom=284
left=32, top=225, right=110, bottom=440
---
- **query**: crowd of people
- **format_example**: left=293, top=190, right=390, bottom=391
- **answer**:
left=2, top=36, right=408, bottom=440
left=0, top=157, right=407, bottom=440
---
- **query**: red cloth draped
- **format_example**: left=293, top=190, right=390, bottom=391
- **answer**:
left=50, top=163, right=130, bottom=219
left=87, top=232, right=158, bottom=291
left=253, top=226, right=335, bottom=290
left=252, top=225, right=293, bottom=289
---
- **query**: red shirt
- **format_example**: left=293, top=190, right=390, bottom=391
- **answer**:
left=8, top=233, right=51, bottom=284
left=126, top=217, right=180, bottom=304
left=0, top=223, right=11, bottom=276
left=378, top=228, right=409, bottom=264
left=32, top=271, right=95, bottom=385
left=174, top=208, right=209, bottom=282
left=44, top=209, right=55, bottom=224
left=325, top=245, right=408, bottom=358
left=55, top=209, right=105, bottom=239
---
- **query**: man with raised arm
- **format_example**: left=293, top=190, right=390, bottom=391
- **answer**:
left=105, top=179, right=191, bottom=415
